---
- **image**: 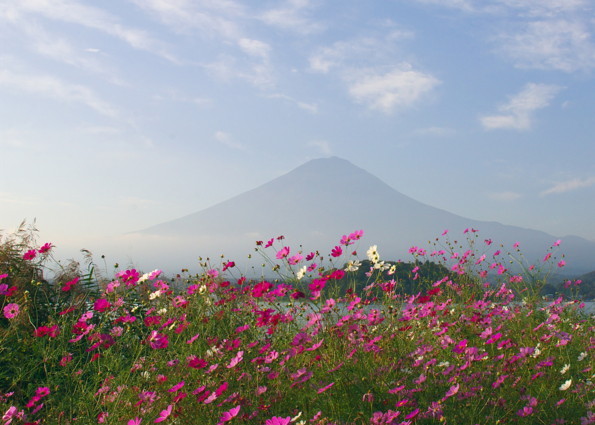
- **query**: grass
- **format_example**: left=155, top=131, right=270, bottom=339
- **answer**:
left=0, top=226, right=593, bottom=424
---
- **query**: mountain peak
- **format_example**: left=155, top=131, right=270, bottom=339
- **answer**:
left=134, top=157, right=595, bottom=274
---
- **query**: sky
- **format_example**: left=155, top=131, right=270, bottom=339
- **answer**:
left=1, top=0, right=595, bottom=265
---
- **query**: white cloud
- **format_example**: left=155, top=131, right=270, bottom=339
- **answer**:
left=480, top=83, right=562, bottom=130
left=16, top=22, right=124, bottom=84
left=260, top=0, right=324, bottom=35
left=238, top=38, right=270, bottom=59
left=308, top=32, right=414, bottom=74
left=488, top=191, right=522, bottom=201
left=214, top=131, right=246, bottom=150
left=308, top=139, right=332, bottom=155
left=266, top=93, right=318, bottom=113
left=498, top=19, right=595, bottom=72
left=205, top=55, right=275, bottom=88
left=128, top=0, right=243, bottom=40
left=412, top=126, right=456, bottom=137
left=9, top=0, right=177, bottom=62
left=0, top=66, right=118, bottom=117
left=347, top=66, right=440, bottom=114
left=541, top=177, right=595, bottom=196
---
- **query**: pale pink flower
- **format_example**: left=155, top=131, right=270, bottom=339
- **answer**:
left=219, top=405, right=240, bottom=423
left=276, top=246, right=290, bottom=259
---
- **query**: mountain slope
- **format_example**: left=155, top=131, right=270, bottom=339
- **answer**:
left=137, top=157, right=595, bottom=273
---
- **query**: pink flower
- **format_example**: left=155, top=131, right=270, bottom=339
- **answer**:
left=154, top=405, right=172, bottom=423
left=219, top=405, right=240, bottom=423
left=3, top=303, right=19, bottom=319
left=168, top=381, right=185, bottom=392
left=553, top=239, right=561, bottom=246
left=317, top=382, right=334, bottom=394
left=227, top=351, right=243, bottom=368
left=276, top=246, right=290, bottom=259
left=557, top=260, right=566, bottom=268
left=288, top=254, right=303, bottom=265
left=38, top=243, right=53, bottom=253
left=128, top=418, right=142, bottom=425
left=543, top=253, right=552, bottom=262
left=265, top=417, right=291, bottom=425
left=23, top=249, right=37, bottom=260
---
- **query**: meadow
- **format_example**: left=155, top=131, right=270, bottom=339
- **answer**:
left=0, top=223, right=593, bottom=424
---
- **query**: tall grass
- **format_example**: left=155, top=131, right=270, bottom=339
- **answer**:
left=0, top=226, right=593, bottom=424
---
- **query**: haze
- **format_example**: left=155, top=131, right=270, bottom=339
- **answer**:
left=1, top=1, right=594, bottom=270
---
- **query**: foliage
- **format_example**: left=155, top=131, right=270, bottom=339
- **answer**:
left=0, top=227, right=593, bottom=425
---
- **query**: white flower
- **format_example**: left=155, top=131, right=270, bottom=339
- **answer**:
left=559, top=379, right=572, bottom=391
left=157, top=308, right=167, bottom=315
left=388, top=264, right=397, bottom=275
left=344, top=260, right=361, bottom=272
left=149, top=290, right=162, bottom=300
left=560, top=364, right=570, bottom=374
left=367, top=245, right=380, bottom=263
left=296, top=266, right=307, bottom=280
left=578, top=352, right=587, bottom=361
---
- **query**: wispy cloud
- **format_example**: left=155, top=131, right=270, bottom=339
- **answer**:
left=541, top=176, right=595, bottom=196
left=412, top=126, right=456, bottom=137
left=309, top=30, right=437, bottom=113
left=347, top=66, right=440, bottom=114
left=498, top=19, right=595, bottom=72
left=308, top=139, right=332, bottom=155
left=480, top=83, right=562, bottom=130
left=128, top=0, right=244, bottom=40
left=7, top=0, right=177, bottom=62
left=0, top=65, right=118, bottom=117
left=15, top=21, right=124, bottom=84
left=214, top=131, right=246, bottom=151
left=260, top=0, right=324, bottom=35
left=412, top=0, right=595, bottom=72
left=488, top=191, right=522, bottom=201
left=238, top=38, right=271, bottom=59
left=205, top=55, right=275, bottom=88
left=266, top=93, right=318, bottom=113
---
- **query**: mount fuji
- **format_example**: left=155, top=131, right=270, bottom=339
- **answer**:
left=132, top=157, right=595, bottom=274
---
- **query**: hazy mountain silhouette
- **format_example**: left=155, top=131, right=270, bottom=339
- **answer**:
left=134, top=157, right=595, bottom=273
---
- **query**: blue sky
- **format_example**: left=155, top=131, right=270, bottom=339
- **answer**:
left=1, top=0, right=595, bottom=260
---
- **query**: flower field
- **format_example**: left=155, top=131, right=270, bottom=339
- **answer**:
left=1, top=226, right=593, bottom=424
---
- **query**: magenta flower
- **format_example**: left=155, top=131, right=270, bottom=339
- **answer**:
left=330, top=246, right=342, bottom=257
left=317, top=382, right=334, bottom=394
left=147, top=331, right=169, bottom=349
left=23, top=249, right=37, bottom=261
left=93, top=298, right=111, bottom=312
left=61, top=277, right=80, bottom=292
left=265, top=417, right=291, bottom=425
left=3, top=303, right=20, bottom=319
left=128, top=418, right=142, bottom=425
left=154, top=405, right=172, bottom=423
left=38, top=242, right=53, bottom=253
left=168, top=381, right=185, bottom=392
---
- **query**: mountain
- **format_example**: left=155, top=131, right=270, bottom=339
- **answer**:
left=131, top=157, right=595, bottom=274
